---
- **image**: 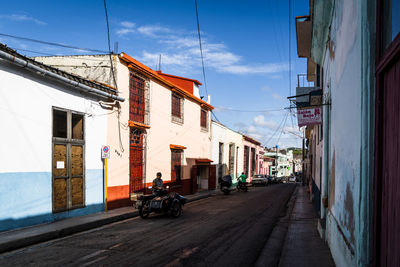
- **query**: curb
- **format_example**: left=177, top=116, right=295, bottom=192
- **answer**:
left=254, top=185, right=298, bottom=267
left=0, top=192, right=215, bottom=254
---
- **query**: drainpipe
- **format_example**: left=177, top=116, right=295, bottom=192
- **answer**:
left=321, top=88, right=330, bottom=224
left=0, top=50, right=125, bottom=102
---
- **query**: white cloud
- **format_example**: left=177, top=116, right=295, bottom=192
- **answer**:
left=116, top=28, right=135, bottom=36
left=247, top=125, right=258, bottom=134
left=253, top=115, right=277, bottom=129
left=137, top=25, right=171, bottom=37
left=123, top=22, right=289, bottom=76
left=261, top=86, right=272, bottom=92
left=0, top=14, right=46, bottom=25
left=116, top=21, right=136, bottom=36
left=272, top=93, right=284, bottom=100
left=120, top=21, right=135, bottom=28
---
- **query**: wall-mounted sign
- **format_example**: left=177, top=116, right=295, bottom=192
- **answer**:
left=102, top=145, right=110, bottom=159
left=56, top=161, right=65, bottom=169
left=297, top=107, right=322, bottom=127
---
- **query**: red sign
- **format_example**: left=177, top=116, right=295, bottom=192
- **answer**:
left=297, top=108, right=322, bottom=127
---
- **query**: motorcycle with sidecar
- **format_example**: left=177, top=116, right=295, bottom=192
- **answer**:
left=135, top=186, right=187, bottom=219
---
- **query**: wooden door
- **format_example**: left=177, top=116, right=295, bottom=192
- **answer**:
left=130, top=129, right=144, bottom=193
left=52, top=109, right=85, bottom=213
left=208, top=165, right=217, bottom=190
left=374, top=1, right=400, bottom=266
left=191, top=165, right=197, bottom=194
left=171, top=150, right=182, bottom=182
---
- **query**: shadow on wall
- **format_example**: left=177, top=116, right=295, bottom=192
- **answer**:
left=0, top=203, right=104, bottom=232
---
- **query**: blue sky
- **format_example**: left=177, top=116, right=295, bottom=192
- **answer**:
left=0, top=0, right=310, bottom=148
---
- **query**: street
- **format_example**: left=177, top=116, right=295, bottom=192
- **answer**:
left=0, top=184, right=296, bottom=266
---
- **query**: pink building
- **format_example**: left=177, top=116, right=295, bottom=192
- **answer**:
left=242, top=135, right=265, bottom=181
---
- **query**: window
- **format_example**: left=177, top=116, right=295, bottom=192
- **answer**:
left=52, top=108, right=85, bottom=213
left=244, top=146, right=249, bottom=177
left=218, top=143, right=224, bottom=179
left=171, top=93, right=184, bottom=124
left=129, top=74, right=146, bottom=124
left=53, top=110, right=67, bottom=138
left=200, top=109, right=208, bottom=129
left=229, top=144, right=235, bottom=176
left=383, top=0, right=400, bottom=49
left=251, top=148, right=256, bottom=176
left=171, top=150, right=183, bottom=182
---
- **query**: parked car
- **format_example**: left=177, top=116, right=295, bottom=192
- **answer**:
left=251, top=174, right=268, bottom=186
left=288, top=175, right=296, bottom=183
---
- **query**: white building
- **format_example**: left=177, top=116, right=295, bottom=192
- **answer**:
left=36, top=53, right=215, bottom=206
left=0, top=43, right=124, bottom=231
left=211, top=120, right=244, bottom=185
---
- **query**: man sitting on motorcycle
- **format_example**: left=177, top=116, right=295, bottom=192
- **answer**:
left=238, top=172, right=247, bottom=186
left=152, top=172, right=166, bottom=196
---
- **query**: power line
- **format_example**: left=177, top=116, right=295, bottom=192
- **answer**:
left=276, top=112, right=289, bottom=146
left=211, top=110, right=220, bottom=123
left=288, top=0, right=292, bottom=97
left=103, top=0, right=124, bottom=154
left=194, top=0, right=208, bottom=97
left=0, top=32, right=109, bottom=53
left=215, top=106, right=287, bottom=113
left=103, top=0, right=117, bottom=89
left=264, top=112, right=289, bottom=146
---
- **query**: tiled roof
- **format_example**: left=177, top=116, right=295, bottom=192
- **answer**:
left=0, top=43, right=119, bottom=96
left=119, top=52, right=214, bottom=110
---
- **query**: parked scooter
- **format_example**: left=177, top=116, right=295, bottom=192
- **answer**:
left=219, top=175, right=233, bottom=195
left=236, top=179, right=248, bottom=192
left=135, top=186, right=187, bottom=219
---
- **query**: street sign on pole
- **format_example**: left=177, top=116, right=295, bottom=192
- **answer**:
left=102, top=145, right=110, bottom=159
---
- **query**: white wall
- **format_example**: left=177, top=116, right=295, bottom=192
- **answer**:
left=146, top=80, right=211, bottom=182
left=0, top=60, right=108, bottom=229
left=211, top=121, right=244, bottom=180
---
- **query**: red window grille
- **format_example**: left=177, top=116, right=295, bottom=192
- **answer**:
left=130, top=129, right=144, bottom=193
left=129, top=74, right=145, bottom=123
left=172, top=93, right=182, bottom=118
left=200, top=109, right=207, bottom=128
left=171, top=150, right=182, bottom=182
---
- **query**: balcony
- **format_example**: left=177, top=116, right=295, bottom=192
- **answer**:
left=293, top=74, right=322, bottom=108
left=295, top=16, right=312, bottom=58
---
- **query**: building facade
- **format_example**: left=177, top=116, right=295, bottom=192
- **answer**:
left=211, top=120, right=244, bottom=185
left=36, top=53, right=215, bottom=208
left=0, top=44, right=124, bottom=231
left=294, top=0, right=400, bottom=266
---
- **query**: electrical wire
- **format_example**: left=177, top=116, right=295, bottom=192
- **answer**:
left=276, top=112, right=289, bottom=147
left=0, top=32, right=109, bottom=53
left=211, top=110, right=220, bottom=123
left=103, top=0, right=124, bottom=153
left=215, top=106, right=287, bottom=113
left=194, top=0, right=208, bottom=97
left=264, top=112, right=289, bottom=146
left=288, top=0, right=292, bottom=97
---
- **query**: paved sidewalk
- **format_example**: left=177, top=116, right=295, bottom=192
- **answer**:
left=278, top=185, right=335, bottom=267
left=0, top=190, right=216, bottom=254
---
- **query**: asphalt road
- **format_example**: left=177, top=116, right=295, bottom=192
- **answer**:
left=0, top=184, right=296, bottom=267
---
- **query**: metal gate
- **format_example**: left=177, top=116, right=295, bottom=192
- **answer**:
left=130, top=129, right=145, bottom=193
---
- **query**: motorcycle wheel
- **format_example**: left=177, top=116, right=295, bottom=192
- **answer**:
left=139, top=206, right=150, bottom=219
left=171, top=202, right=182, bottom=218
